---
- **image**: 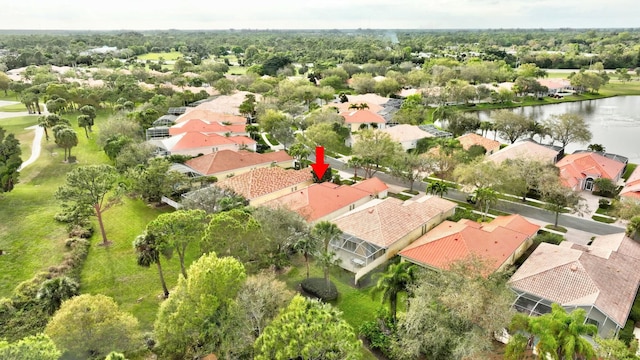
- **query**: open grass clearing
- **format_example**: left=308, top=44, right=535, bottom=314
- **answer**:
left=80, top=199, right=175, bottom=331
left=0, top=103, right=29, bottom=112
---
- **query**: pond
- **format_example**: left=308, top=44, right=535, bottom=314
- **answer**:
left=476, top=96, right=640, bottom=164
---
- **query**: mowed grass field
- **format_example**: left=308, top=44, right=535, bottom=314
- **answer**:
left=0, top=110, right=170, bottom=332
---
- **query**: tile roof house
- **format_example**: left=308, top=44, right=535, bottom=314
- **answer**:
left=176, top=109, right=247, bottom=125
left=399, top=214, right=540, bottom=273
left=620, top=166, right=640, bottom=201
left=330, top=195, right=456, bottom=283
left=169, top=119, right=247, bottom=136
left=341, top=109, right=388, bottom=132
left=151, top=132, right=257, bottom=156
left=488, top=140, right=562, bottom=164
left=457, top=133, right=502, bottom=155
left=183, top=150, right=293, bottom=178
left=263, top=178, right=389, bottom=223
left=556, top=152, right=626, bottom=191
left=214, top=167, right=314, bottom=206
left=509, top=233, right=640, bottom=337
left=380, top=125, right=434, bottom=151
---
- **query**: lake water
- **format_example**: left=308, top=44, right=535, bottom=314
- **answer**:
left=476, top=96, right=640, bottom=163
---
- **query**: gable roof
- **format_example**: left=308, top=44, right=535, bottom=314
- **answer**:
left=191, top=91, right=259, bottom=115
left=169, top=119, right=246, bottom=136
left=263, top=178, right=386, bottom=222
left=400, top=214, right=539, bottom=272
left=184, top=150, right=292, bottom=176
left=488, top=140, right=560, bottom=164
left=457, top=133, right=501, bottom=153
left=381, top=124, right=434, bottom=142
left=340, top=109, right=387, bottom=124
left=176, top=109, right=247, bottom=124
left=621, top=166, right=640, bottom=200
left=156, top=133, right=256, bottom=151
left=352, top=177, right=389, bottom=195
left=215, top=167, right=313, bottom=200
left=332, top=195, right=457, bottom=248
left=508, top=234, right=640, bottom=327
left=556, top=152, right=625, bottom=187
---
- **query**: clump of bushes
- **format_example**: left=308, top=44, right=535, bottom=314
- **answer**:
left=301, top=278, right=338, bottom=301
left=448, top=208, right=480, bottom=222
left=534, top=232, right=564, bottom=245
left=359, top=308, right=396, bottom=357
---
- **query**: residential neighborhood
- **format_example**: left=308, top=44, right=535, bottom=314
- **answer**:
left=3, top=25, right=640, bottom=360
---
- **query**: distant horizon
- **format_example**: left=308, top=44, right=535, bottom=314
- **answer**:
left=2, top=0, right=638, bottom=31
left=1, top=27, right=639, bottom=33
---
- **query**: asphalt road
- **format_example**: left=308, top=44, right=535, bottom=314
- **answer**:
left=319, top=155, right=624, bottom=236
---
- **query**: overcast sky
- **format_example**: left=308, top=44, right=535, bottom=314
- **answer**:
left=2, top=0, right=638, bottom=30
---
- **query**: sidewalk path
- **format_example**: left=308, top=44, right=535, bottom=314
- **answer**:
left=18, top=125, right=44, bottom=171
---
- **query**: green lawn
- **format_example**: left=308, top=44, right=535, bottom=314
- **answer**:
left=80, top=198, right=175, bottom=331
left=138, top=51, right=183, bottom=61
left=0, top=103, right=29, bottom=112
left=228, top=65, right=248, bottom=75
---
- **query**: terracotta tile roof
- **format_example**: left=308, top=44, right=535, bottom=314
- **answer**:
left=263, top=179, right=384, bottom=222
left=191, top=91, right=260, bottom=116
left=166, top=133, right=256, bottom=151
left=340, top=109, right=387, bottom=124
left=215, top=167, right=313, bottom=200
left=457, top=133, right=501, bottom=153
left=381, top=125, right=434, bottom=143
left=352, top=177, right=389, bottom=195
left=620, top=167, right=640, bottom=200
left=176, top=109, right=247, bottom=124
left=556, top=152, right=625, bottom=188
left=328, top=102, right=384, bottom=114
left=508, top=235, right=640, bottom=327
left=400, top=215, right=539, bottom=272
left=488, top=140, right=560, bottom=164
left=332, top=195, right=457, bottom=248
left=169, top=119, right=246, bottom=136
left=184, top=150, right=292, bottom=176
left=537, top=78, right=571, bottom=90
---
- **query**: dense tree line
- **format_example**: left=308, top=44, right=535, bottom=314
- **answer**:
left=2, top=29, right=640, bottom=71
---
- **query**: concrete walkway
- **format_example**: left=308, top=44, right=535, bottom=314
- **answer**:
left=17, top=125, right=44, bottom=171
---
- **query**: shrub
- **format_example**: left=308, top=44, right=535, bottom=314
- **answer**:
left=448, top=208, right=480, bottom=222
left=599, top=198, right=611, bottom=209
left=359, top=308, right=396, bottom=357
left=300, top=278, right=338, bottom=301
left=620, top=320, right=635, bottom=345
left=534, top=232, right=564, bottom=245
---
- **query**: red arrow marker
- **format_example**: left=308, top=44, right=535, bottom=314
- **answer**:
left=311, top=146, right=329, bottom=180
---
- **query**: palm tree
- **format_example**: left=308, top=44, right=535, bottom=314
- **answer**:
left=347, top=156, right=365, bottom=179
left=479, top=121, right=493, bottom=137
left=311, top=221, right=343, bottom=288
left=474, top=187, right=498, bottom=221
left=77, top=114, right=92, bottom=138
left=38, top=114, right=59, bottom=141
left=371, top=262, right=417, bottom=323
left=36, top=276, right=80, bottom=315
left=133, top=232, right=170, bottom=298
left=293, top=234, right=321, bottom=279
left=510, top=304, right=597, bottom=360
left=55, top=127, right=79, bottom=162
left=426, top=180, right=449, bottom=198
